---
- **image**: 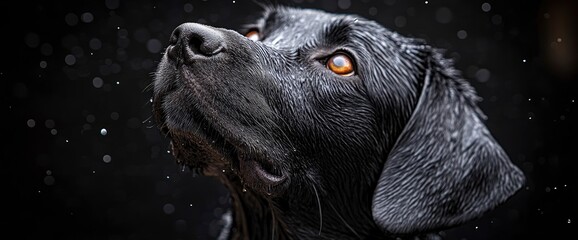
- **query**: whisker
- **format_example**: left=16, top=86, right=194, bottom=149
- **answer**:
left=311, top=184, right=323, bottom=235
left=328, top=201, right=360, bottom=238
left=142, top=115, right=153, bottom=123
left=142, top=80, right=155, bottom=93
left=267, top=200, right=277, bottom=240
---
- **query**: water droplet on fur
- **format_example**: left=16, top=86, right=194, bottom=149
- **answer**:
left=242, top=188, right=247, bottom=192
left=222, top=169, right=226, bottom=173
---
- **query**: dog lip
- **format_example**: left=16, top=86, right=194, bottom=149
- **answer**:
left=253, top=160, right=286, bottom=183
left=238, top=150, right=287, bottom=186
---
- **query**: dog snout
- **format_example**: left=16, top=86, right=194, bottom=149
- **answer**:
left=167, top=23, right=225, bottom=60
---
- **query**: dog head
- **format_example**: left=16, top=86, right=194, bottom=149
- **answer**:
left=152, top=6, right=524, bottom=238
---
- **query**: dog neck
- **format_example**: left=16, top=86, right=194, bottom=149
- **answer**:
left=219, top=177, right=292, bottom=240
left=216, top=174, right=442, bottom=240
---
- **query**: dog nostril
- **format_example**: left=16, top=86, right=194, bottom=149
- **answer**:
left=169, top=23, right=225, bottom=58
left=169, top=28, right=180, bottom=46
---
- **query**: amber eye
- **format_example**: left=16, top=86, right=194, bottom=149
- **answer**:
left=245, top=29, right=260, bottom=41
left=327, top=53, right=355, bottom=76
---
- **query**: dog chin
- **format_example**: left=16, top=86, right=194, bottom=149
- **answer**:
left=163, top=123, right=289, bottom=196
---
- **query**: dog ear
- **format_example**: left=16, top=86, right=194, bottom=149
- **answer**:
left=371, top=51, right=525, bottom=234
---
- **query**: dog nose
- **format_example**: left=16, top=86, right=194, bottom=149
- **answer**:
left=167, top=23, right=225, bottom=59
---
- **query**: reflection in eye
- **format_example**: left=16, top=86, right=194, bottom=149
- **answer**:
left=245, top=29, right=260, bottom=41
left=327, top=53, right=355, bottom=76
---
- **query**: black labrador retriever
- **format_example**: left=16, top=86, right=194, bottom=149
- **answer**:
left=152, top=5, right=525, bottom=240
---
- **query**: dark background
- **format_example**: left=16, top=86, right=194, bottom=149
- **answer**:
left=5, top=0, right=577, bottom=239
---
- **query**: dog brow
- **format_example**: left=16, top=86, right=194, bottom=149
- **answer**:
left=322, top=19, right=353, bottom=45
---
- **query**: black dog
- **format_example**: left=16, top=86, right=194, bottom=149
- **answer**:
left=152, top=5, right=525, bottom=240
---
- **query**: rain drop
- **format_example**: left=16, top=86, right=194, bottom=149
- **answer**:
left=569, top=219, right=572, bottom=224
left=86, top=114, right=96, bottom=123
left=242, top=188, right=247, bottom=192
left=45, top=119, right=55, bottom=128
left=100, top=128, right=108, bottom=135
left=92, top=77, right=103, bottom=88
left=337, top=0, right=351, bottom=10
left=110, top=112, right=119, bottom=120
left=481, top=3, right=491, bottom=12
left=25, top=32, right=40, bottom=48
left=103, top=154, right=112, bottom=163
left=81, top=12, right=94, bottom=23
left=163, top=203, right=175, bottom=215
left=368, top=7, right=378, bottom=16
left=64, top=54, right=76, bottom=65
left=44, top=175, right=55, bottom=186
left=491, top=15, right=502, bottom=25
left=89, top=38, right=102, bottom=50
left=27, top=119, right=36, bottom=128
left=457, top=30, right=468, bottom=39
left=65, top=13, right=79, bottom=26
left=183, top=3, right=193, bottom=13
left=475, top=68, right=491, bottom=83
left=394, top=16, right=407, bottom=28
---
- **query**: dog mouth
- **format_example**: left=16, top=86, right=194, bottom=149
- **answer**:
left=154, top=95, right=288, bottom=190
left=237, top=150, right=286, bottom=184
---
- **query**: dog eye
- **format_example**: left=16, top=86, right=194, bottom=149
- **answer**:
left=327, top=53, right=355, bottom=76
left=245, top=29, right=260, bottom=41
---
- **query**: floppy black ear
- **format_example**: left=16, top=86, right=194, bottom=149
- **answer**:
left=371, top=52, right=525, bottom=234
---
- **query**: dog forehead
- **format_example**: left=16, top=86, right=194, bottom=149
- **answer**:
left=262, top=7, right=356, bottom=47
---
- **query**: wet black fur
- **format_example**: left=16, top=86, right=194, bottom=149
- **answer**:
left=152, top=5, right=525, bottom=240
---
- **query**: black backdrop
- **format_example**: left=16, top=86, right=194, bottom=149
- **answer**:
left=5, top=0, right=577, bottom=239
